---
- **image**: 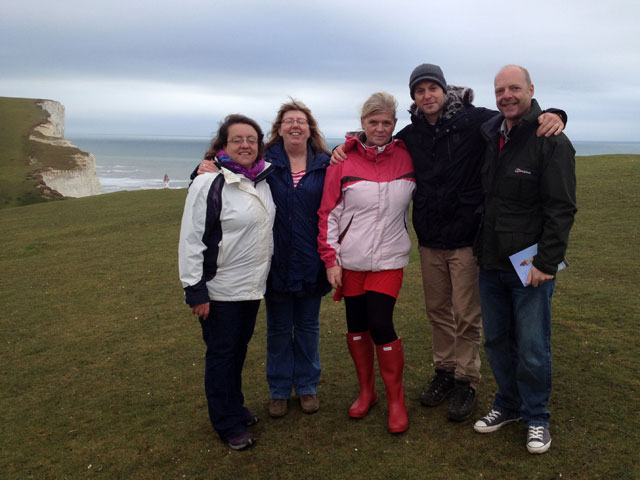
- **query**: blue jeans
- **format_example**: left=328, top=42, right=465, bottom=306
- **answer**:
left=265, top=294, right=322, bottom=398
left=479, top=269, right=554, bottom=427
left=199, top=300, right=259, bottom=442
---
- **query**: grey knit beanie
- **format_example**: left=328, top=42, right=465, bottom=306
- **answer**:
left=409, top=64, right=447, bottom=99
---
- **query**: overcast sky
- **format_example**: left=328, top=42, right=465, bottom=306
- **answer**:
left=2, top=0, right=639, bottom=141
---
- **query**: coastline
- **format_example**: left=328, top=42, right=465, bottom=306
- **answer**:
left=68, top=135, right=640, bottom=193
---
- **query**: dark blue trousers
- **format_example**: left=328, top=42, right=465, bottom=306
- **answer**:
left=199, top=300, right=259, bottom=441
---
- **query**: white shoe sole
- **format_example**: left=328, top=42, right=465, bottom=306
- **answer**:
left=527, top=438, right=552, bottom=454
left=473, top=416, right=521, bottom=433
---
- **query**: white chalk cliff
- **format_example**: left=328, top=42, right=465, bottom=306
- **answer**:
left=30, top=100, right=103, bottom=197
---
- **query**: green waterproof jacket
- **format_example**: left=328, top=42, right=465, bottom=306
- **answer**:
left=474, top=99, right=577, bottom=275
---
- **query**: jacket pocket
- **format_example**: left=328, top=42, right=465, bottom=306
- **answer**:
left=493, top=215, right=542, bottom=258
left=497, top=168, right=539, bottom=203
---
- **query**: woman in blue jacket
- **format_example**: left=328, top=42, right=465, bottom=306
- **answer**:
left=262, top=100, right=331, bottom=417
left=196, top=100, right=331, bottom=417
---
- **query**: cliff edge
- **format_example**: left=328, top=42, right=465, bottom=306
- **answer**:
left=29, top=100, right=103, bottom=198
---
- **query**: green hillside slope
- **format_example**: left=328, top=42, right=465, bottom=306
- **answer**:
left=0, top=96, right=91, bottom=209
left=0, top=97, right=49, bottom=207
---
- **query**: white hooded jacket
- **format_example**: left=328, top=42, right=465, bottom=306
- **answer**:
left=178, top=165, right=275, bottom=304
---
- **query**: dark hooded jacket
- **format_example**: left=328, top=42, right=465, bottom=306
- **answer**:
left=395, top=86, right=496, bottom=249
left=474, top=99, right=577, bottom=274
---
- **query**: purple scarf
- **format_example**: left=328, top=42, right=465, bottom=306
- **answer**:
left=216, top=150, right=265, bottom=181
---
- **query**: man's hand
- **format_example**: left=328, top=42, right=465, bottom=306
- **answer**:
left=330, top=144, right=347, bottom=165
left=526, top=265, right=554, bottom=287
left=191, top=302, right=210, bottom=319
left=197, top=159, right=218, bottom=175
left=536, top=113, right=564, bottom=137
left=326, top=265, right=343, bottom=289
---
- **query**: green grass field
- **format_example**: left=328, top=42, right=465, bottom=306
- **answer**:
left=1, top=155, right=638, bottom=479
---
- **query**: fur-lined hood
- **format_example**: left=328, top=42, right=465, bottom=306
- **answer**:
left=409, top=85, right=475, bottom=123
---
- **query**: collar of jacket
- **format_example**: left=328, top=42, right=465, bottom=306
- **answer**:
left=266, top=143, right=329, bottom=173
left=481, top=98, right=543, bottom=140
left=343, top=134, right=406, bottom=160
left=219, top=161, right=273, bottom=184
left=409, top=84, right=475, bottom=124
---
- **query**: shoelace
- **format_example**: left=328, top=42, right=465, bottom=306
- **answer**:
left=528, top=426, right=545, bottom=441
left=483, top=409, right=501, bottom=422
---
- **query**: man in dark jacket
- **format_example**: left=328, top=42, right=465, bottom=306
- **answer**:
left=393, top=64, right=565, bottom=422
left=472, top=65, right=576, bottom=455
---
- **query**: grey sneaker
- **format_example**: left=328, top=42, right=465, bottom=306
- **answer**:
left=420, top=370, right=455, bottom=406
left=527, top=425, right=552, bottom=454
left=474, top=409, right=521, bottom=433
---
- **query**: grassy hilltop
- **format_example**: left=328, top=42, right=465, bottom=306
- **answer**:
left=0, top=96, right=89, bottom=209
left=1, top=156, right=639, bottom=479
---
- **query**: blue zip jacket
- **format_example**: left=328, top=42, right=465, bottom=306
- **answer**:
left=266, top=143, right=331, bottom=298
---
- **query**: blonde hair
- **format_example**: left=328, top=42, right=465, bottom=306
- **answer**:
left=361, top=91, right=398, bottom=119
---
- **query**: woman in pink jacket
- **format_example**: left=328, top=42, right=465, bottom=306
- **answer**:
left=318, top=92, right=415, bottom=433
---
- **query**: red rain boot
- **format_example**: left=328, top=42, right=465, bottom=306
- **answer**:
left=346, top=331, right=378, bottom=418
left=376, top=337, right=408, bottom=433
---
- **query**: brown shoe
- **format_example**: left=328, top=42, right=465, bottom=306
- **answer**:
left=300, top=394, right=320, bottom=414
left=268, top=399, right=288, bottom=418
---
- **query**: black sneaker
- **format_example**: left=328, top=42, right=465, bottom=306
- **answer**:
left=447, top=380, right=476, bottom=422
left=420, top=370, right=455, bottom=407
left=474, top=409, right=522, bottom=433
left=227, top=431, right=256, bottom=451
left=243, top=410, right=259, bottom=427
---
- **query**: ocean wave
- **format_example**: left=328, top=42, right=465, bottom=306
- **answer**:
left=99, top=176, right=189, bottom=193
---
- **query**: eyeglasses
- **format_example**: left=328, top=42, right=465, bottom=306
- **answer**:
left=281, top=118, right=308, bottom=125
left=228, top=136, right=258, bottom=145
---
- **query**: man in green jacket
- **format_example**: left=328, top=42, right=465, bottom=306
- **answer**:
left=472, top=65, right=577, bottom=455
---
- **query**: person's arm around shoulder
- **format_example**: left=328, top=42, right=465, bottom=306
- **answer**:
left=330, top=144, right=347, bottom=165
left=479, top=105, right=567, bottom=138
left=536, top=109, right=566, bottom=137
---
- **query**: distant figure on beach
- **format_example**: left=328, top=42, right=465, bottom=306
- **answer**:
left=163, top=173, right=169, bottom=188
left=472, top=65, right=576, bottom=455
left=178, top=114, right=275, bottom=451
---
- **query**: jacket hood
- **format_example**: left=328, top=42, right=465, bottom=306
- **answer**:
left=343, top=134, right=405, bottom=159
left=409, top=84, right=475, bottom=123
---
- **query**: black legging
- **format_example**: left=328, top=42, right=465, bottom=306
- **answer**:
left=345, top=291, right=398, bottom=345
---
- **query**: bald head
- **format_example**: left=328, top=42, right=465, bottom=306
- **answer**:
left=495, top=65, right=532, bottom=87
left=494, top=65, right=535, bottom=128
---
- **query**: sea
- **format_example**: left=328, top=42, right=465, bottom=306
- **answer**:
left=68, top=134, right=640, bottom=194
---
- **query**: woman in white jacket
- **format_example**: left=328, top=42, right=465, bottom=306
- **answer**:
left=178, top=114, right=275, bottom=451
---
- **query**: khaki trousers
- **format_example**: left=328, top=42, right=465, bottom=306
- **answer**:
left=418, top=246, right=482, bottom=388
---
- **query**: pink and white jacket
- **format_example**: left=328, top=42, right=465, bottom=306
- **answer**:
left=318, top=136, right=416, bottom=272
